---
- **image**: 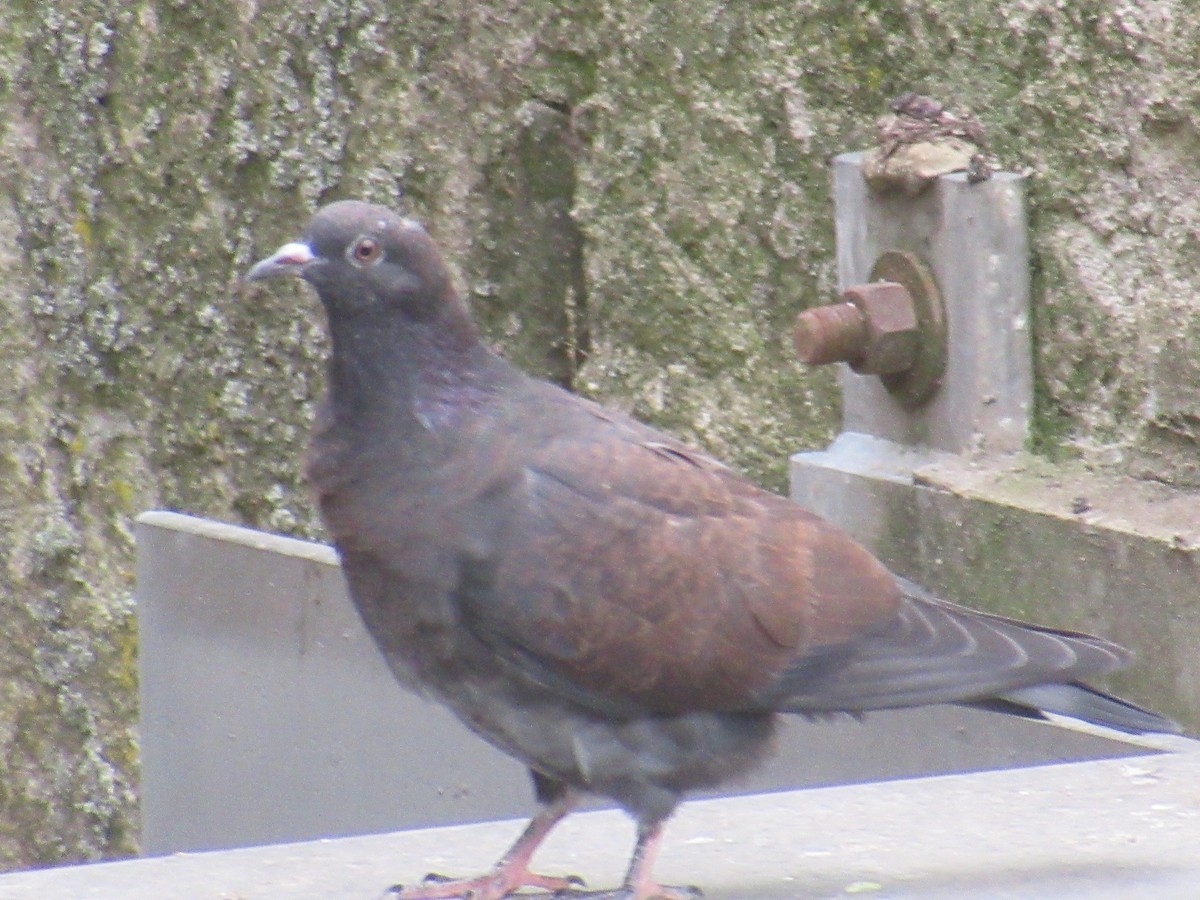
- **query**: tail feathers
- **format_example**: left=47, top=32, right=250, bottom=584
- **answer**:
left=997, top=683, right=1180, bottom=735
left=763, top=575, right=1179, bottom=735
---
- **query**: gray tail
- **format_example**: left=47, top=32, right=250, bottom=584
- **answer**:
left=990, top=683, right=1180, bottom=735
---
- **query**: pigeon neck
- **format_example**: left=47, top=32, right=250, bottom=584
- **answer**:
left=325, top=309, right=489, bottom=426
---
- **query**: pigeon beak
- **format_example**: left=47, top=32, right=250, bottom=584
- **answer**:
left=246, top=242, right=317, bottom=281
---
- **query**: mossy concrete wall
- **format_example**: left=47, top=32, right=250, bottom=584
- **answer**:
left=0, top=0, right=1196, bottom=870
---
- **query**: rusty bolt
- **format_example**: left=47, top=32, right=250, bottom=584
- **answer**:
left=793, top=302, right=868, bottom=366
left=794, top=281, right=919, bottom=375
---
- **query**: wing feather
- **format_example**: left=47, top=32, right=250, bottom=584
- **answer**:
left=453, top=411, right=900, bottom=716
left=764, top=577, right=1130, bottom=712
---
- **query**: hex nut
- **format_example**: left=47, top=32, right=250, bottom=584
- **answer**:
left=842, top=282, right=919, bottom=375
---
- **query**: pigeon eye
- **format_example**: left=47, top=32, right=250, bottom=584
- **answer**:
left=349, top=237, right=382, bottom=266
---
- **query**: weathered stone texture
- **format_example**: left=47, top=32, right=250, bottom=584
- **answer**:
left=0, top=0, right=1196, bottom=869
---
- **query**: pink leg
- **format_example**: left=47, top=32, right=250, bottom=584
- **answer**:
left=618, top=821, right=700, bottom=900
left=388, top=793, right=582, bottom=900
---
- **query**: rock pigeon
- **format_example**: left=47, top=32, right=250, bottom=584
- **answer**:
left=247, top=200, right=1178, bottom=899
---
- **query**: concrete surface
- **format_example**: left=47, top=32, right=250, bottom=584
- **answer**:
left=3, top=744, right=1198, bottom=899
left=791, top=438, right=1200, bottom=732
left=137, top=511, right=1172, bottom=856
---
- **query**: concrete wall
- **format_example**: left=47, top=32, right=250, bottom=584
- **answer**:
left=1, top=0, right=1197, bottom=870
left=136, top=512, right=1164, bottom=856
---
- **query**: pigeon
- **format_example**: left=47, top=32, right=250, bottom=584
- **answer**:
left=247, top=200, right=1178, bottom=899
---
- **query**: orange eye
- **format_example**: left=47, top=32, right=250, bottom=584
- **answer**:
left=349, top=237, right=382, bottom=265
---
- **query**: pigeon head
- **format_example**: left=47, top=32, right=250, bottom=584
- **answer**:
left=247, top=200, right=464, bottom=330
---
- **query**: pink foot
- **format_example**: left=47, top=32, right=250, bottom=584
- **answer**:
left=387, top=867, right=584, bottom=899
left=606, top=820, right=700, bottom=900
left=386, top=791, right=581, bottom=899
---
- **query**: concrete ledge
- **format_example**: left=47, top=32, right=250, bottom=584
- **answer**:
left=4, top=745, right=1199, bottom=899
left=792, top=435, right=1200, bottom=732
left=135, top=511, right=1184, bottom=856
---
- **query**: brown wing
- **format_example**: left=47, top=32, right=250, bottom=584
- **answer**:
left=454, top=415, right=901, bottom=717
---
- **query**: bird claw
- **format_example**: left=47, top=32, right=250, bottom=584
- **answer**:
left=638, top=884, right=701, bottom=900
left=565, top=886, right=700, bottom=900
left=384, top=877, right=456, bottom=898
left=385, top=869, right=586, bottom=899
left=555, top=873, right=588, bottom=892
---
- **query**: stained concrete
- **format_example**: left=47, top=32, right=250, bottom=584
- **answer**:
left=3, top=744, right=1199, bottom=899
